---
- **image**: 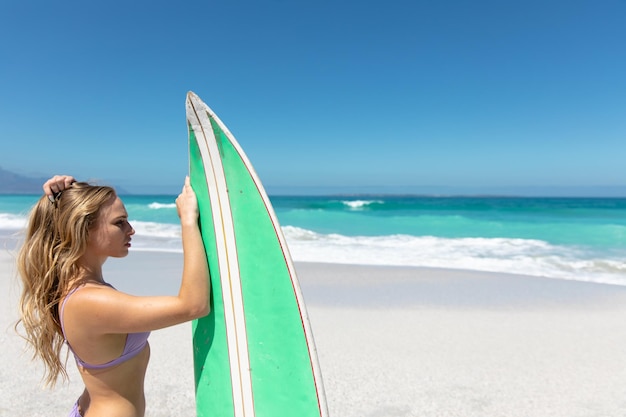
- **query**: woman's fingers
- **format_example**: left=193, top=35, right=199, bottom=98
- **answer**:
left=43, top=175, right=76, bottom=201
left=176, top=177, right=199, bottom=223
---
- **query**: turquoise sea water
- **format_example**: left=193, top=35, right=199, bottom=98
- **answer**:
left=2, top=194, right=626, bottom=285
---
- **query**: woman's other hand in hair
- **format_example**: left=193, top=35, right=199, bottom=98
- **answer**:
left=43, top=175, right=76, bottom=201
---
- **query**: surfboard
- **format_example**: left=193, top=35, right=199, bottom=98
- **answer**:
left=186, top=91, right=328, bottom=417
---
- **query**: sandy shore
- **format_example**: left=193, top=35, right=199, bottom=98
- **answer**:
left=3, top=248, right=626, bottom=417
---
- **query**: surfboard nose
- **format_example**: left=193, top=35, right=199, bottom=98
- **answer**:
left=187, top=91, right=201, bottom=107
left=188, top=91, right=210, bottom=111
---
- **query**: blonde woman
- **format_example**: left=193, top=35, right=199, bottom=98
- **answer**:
left=17, top=175, right=210, bottom=417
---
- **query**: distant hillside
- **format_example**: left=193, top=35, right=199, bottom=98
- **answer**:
left=0, top=168, right=134, bottom=194
left=0, top=167, right=45, bottom=194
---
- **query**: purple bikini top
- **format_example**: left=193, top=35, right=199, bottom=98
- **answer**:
left=59, top=284, right=150, bottom=370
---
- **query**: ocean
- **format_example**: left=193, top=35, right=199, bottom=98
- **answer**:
left=2, top=194, right=626, bottom=286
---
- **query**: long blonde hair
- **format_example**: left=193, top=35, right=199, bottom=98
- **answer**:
left=16, top=182, right=116, bottom=387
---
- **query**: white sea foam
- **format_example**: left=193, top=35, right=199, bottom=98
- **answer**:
left=148, top=202, right=177, bottom=209
left=282, top=226, right=626, bottom=286
left=0, top=213, right=27, bottom=229
left=341, top=200, right=383, bottom=210
left=131, top=221, right=181, bottom=238
left=128, top=221, right=183, bottom=252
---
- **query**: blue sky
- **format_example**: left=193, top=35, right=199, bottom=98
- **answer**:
left=1, top=0, right=625, bottom=195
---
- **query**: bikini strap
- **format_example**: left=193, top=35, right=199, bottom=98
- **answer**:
left=59, top=286, right=82, bottom=341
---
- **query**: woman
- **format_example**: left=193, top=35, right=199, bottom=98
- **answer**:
left=16, top=175, right=210, bottom=417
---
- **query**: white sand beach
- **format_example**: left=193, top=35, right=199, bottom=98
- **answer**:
left=3, top=248, right=626, bottom=417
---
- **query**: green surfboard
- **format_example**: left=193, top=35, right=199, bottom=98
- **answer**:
left=186, top=92, right=328, bottom=417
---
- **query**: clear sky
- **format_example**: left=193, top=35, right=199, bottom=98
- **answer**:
left=1, top=0, right=625, bottom=195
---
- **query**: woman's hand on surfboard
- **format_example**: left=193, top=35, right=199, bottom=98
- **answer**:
left=176, top=176, right=199, bottom=226
left=43, top=175, right=76, bottom=202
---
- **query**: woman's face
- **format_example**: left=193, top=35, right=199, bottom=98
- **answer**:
left=87, top=196, right=135, bottom=259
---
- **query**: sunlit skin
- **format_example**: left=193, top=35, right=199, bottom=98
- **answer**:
left=83, top=196, right=135, bottom=264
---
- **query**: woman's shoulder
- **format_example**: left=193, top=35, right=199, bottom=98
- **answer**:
left=63, top=282, right=120, bottom=307
left=62, top=283, right=131, bottom=331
